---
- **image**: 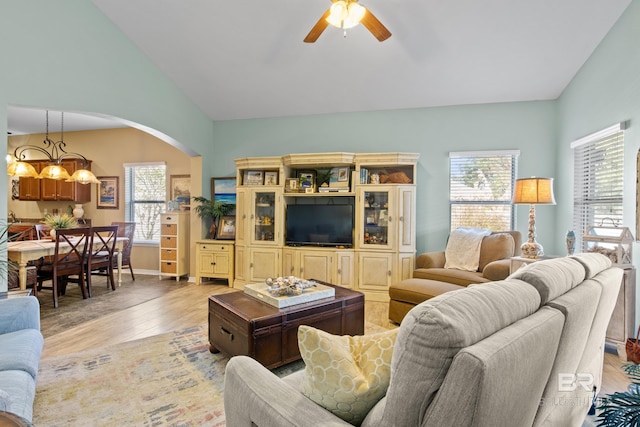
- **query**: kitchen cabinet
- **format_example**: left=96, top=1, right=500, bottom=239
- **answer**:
left=19, top=159, right=92, bottom=202
left=195, top=240, right=234, bottom=285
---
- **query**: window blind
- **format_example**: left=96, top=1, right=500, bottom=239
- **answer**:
left=124, top=163, right=167, bottom=242
left=449, top=150, right=519, bottom=232
left=572, top=125, right=625, bottom=251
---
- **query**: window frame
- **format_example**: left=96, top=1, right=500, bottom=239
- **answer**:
left=449, top=150, right=520, bottom=232
left=123, top=162, right=167, bottom=244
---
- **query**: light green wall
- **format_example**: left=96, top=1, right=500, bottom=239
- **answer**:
left=557, top=1, right=640, bottom=324
left=214, top=102, right=558, bottom=254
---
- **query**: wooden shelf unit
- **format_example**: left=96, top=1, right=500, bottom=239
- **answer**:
left=159, top=211, right=190, bottom=281
left=233, top=152, right=419, bottom=301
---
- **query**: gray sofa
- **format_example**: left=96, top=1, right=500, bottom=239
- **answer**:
left=0, top=296, right=44, bottom=422
left=224, top=253, right=621, bottom=427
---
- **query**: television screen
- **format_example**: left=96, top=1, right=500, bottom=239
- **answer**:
left=285, top=204, right=353, bottom=247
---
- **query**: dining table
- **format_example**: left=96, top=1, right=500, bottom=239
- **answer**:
left=7, top=236, right=129, bottom=290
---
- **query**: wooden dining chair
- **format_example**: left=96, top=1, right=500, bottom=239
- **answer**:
left=36, top=227, right=91, bottom=308
left=111, top=221, right=136, bottom=281
left=34, top=224, right=51, bottom=240
left=85, top=225, right=119, bottom=296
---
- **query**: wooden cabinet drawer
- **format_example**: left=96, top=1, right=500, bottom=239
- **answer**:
left=161, top=223, right=178, bottom=235
left=161, top=262, right=177, bottom=274
left=161, top=249, right=177, bottom=261
left=161, top=214, right=181, bottom=225
left=198, top=243, right=231, bottom=253
left=160, top=236, right=177, bottom=248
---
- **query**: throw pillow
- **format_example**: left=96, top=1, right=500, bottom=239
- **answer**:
left=298, top=325, right=398, bottom=426
left=477, top=232, right=515, bottom=271
left=444, top=227, right=491, bottom=271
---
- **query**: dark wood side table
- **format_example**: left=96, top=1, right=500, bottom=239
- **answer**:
left=208, top=281, right=364, bottom=369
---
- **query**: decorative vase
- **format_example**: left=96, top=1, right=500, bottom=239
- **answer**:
left=566, top=230, right=576, bottom=256
left=73, top=204, right=84, bottom=219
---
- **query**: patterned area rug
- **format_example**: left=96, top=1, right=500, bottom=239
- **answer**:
left=34, top=323, right=386, bottom=426
left=34, top=324, right=307, bottom=426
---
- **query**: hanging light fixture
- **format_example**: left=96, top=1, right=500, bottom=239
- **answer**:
left=326, top=0, right=366, bottom=29
left=7, top=111, right=100, bottom=184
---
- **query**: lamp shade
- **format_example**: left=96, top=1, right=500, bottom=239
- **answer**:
left=67, top=168, right=100, bottom=184
left=39, top=164, right=71, bottom=181
left=7, top=161, right=39, bottom=178
left=512, top=177, right=556, bottom=205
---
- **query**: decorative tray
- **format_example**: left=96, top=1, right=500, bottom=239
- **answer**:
left=244, top=278, right=335, bottom=308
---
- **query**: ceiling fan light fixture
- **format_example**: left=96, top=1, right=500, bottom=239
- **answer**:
left=327, top=0, right=365, bottom=29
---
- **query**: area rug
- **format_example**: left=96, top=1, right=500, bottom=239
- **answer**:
left=34, top=323, right=386, bottom=426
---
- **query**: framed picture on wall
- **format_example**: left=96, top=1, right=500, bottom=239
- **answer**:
left=211, top=177, right=237, bottom=205
left=216, top=216, right=236, bottom=239
left=170, top=174, right=191, bottom=203
left=97, top=176, right=119, bottom=209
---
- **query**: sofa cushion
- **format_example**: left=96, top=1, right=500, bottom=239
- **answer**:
left=0, top=329, right=43, bottom=379
left=380, top=279, right=541, bottom=427
left=0, top=370, right=36, bottom=422
left=570, top=253, right=613, bottom=279
left=298, top=325, right=398, bottom=426
left=444, top=227, right=491, bottom=271
left=509, top=257, right=586, bottom=304
left=0, top=389, right=11, bottom=411
left=478, top=233, right=515, bottom=271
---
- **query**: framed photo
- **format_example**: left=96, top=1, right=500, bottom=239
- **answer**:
left=211, top=177, right=237, bottom=205
left=216, top=215, right=236, bottom=240
left=297, top=170, right=315, bottom=190
left=97, top=176, right=119, bottom=209
left=285, top=177, right=299, bottom=192
left=264, top=171, right=278, bottom=186
left=170, top=174, right=191, bottom=203
left=338, top=167, right=349, bottom=182
left=243, top=170, right=264, bottom=186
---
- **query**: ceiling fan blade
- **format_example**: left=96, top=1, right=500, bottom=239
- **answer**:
left=361, top=9, right=392, bottom=42
left=304, top=8, right=331, bottom=43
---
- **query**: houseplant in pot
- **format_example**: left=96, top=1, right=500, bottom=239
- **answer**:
left=43, top=213, right=78, bottom=237
left=192, top=196, right=233, bottom=238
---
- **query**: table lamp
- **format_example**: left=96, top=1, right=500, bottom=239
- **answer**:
left=512, top=177, right=556, bottom=258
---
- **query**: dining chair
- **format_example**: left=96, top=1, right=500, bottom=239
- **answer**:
left=34, top=224, right=51, bottom=240
left=111, top=221, right=136, bottom=281
left=85, top=225, right=119, bottom=297
left=36, top=227, right=91, bottom=308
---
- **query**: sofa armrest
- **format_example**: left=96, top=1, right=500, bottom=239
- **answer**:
left=224, top=356, right=351, bottom=427
left=0, top=297, right=41, bottom=335
left=416, top=252, right=446, bottom=269
left=482, top=259, right=512, bottom=281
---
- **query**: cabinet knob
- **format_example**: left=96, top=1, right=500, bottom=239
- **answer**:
left=388, top=216, right=393, bottom=222
left=337, top=268, right=342, bottom=274
left=399, top=216, right=404, bottom=222
left=388, top=271, right=392, bottom=276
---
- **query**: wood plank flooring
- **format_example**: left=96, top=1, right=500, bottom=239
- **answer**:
left=39, top=274, right=631, bottom=395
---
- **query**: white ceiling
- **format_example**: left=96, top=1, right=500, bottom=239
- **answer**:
left=7, top=0, right=632, bottom=133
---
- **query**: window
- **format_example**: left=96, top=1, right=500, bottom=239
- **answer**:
left=571, top=123, right=625, bottom=251
left=449, top=150, right=519, bottom=231
left=124, top=163, right=166, bottom=242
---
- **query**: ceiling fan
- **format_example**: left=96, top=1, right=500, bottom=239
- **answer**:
left=304, top=0, right=391, bottom=43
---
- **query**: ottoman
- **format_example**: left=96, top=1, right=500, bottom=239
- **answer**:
left=388, top=278, right=465, bottom=324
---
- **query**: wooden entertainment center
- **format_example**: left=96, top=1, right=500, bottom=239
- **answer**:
left=233, top=152, right=419, bottom=301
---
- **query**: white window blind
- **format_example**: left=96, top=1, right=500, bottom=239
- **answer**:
left=571, top=124, right=625, bottom=251
left=449, top=150, right=519, bottom=232
left=124, top=163, right=166, bottom=242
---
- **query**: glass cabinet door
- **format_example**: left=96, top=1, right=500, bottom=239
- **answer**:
left=251, top=189, right=280, bottom=245
left=360, top=188, right=394, bottom=249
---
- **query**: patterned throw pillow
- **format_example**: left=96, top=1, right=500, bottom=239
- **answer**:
left=297, top=325, right=398, bottom=426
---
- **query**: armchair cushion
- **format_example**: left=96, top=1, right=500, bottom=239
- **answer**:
left=298, top=325, right=398, bottom=426
left=478, top=233, right=515, bottom=271
left=444, top=228, right=491, bottom=271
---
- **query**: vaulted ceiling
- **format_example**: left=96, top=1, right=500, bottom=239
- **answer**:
left=8, top=0, right=632, bottom=133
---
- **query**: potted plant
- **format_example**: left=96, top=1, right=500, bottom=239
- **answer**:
left=43, top=213, right=78, bottom=237
left=596, top=363, right=640, bottom=425
left=192, top=196, right=233, bottom=238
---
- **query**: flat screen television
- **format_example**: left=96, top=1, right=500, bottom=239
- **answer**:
left=285, top=204, right=353, bottom=247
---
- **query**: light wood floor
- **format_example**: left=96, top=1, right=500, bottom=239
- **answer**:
left=40, top=276, right=630, bottom=395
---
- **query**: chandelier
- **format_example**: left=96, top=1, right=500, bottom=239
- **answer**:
left=6, top=111, right=100, bottom=184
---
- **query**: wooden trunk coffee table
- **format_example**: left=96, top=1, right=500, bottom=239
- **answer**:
left=208, top=281, right=364, bottom=369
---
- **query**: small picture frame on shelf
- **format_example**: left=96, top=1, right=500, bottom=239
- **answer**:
left=264, top=171, right=278, bottom=186
left=297, top=170, right=315, bottom=191
left=244, top=170, right=264, bottom=186
left=285, top=177, right=299, bottom=192
left=216, top=216, right=236, bottom=240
